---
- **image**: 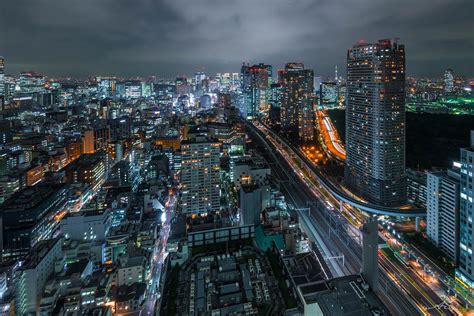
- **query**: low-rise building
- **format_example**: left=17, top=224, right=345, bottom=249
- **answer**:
left=187, top=224, right=255, bottom=248
left=116, top=255, right=146, bottom=286
left=297, top=275, right=390, bottom=316
left=61, top=209, right=110, bottom=242
left=64, top=152, right=106, bottom=194
left=113, top=282, right=146, bottom=315
left=239, top=183, right=270, bottom=226
left=0, top=184, right=70, bottom=260
left=231, top=156, right=270, bottom=190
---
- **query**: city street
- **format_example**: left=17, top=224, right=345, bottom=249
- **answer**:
left=247, top=120, right=458, bottom=315
left=141, top=190, right=177, bottom=316
left=0, top=6, right=471, bottom=314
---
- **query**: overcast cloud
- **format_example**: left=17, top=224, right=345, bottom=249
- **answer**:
left=0, top=0, right=472, bottom=78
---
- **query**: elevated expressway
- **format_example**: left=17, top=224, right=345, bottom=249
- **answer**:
left=316, top=110, right=346, bottom=162
left=250, top=120, right=426, bottom=218
left=246, top=120, right=437, bottom=315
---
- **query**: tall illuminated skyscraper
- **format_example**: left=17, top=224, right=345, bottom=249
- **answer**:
left=345, top=39, right=406, bottom=206
left=456, top=131, right=474, bottom=289
left=444, top=68, right=454, bottom=94
left=240, top=63, right=272, bottom=118
left=0, top=56, right=5, bottom=104
left=279, top=63, right=314, bottom=142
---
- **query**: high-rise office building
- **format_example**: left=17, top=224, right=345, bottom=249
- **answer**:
left=319, top=81, right=338, bottom=107
left=220, top=72, right=232, bottom=91
left=176, top=76, right=191, bottom=95
left=180, top=136, right=221, bottom=214
left=231, top=72, right=240, bottom=91
left=345, top=39, right=406, bottom=206
left=279, top=63, right=315, bottom=142
left=240, top=63, right=272, bottom=118
left=124, top=80, right=142, bottom=98
left=18, top=71, right=45, bottom=94
left=444, top=68, right=454, bottom=94
left=96, top=77, right=117, bottom=98
left=426, top=169, right=460, bottom=262
left=457, top=131, right=474, bottom=289
left=141, top=80, right=153, bottom=97
left=194, top=71, right=206, bottom=93
left=268, top=83, right=282, bottom=127
left=0, top=57, right=4, bottom=105
left=269, top=82, right=282, bottom=108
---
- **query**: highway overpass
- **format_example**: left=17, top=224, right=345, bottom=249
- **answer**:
left=247, top=120, right=426, bottom=218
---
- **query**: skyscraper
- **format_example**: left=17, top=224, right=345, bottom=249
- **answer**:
left=345, top=39, right=406, bottom=206
left=180, top=136, right=221, bottom=214
left=0, top=57, right=5, bottom=105
left=319, top=81, right=338, bottom=107
left=268, top=82, right=282, bottom=127
left=456, top=131, right=474, bottom=289
left=444, top=68, right=454, bottom=94
left=279, top=63, right=315, bottom=142
left=194, top=71, right=206, bottom=91
left=240, top=63, right=272, bottom=118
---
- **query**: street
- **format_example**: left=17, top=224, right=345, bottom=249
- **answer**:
left=141, top=190, right=177, bottom=316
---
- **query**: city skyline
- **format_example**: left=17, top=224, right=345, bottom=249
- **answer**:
left=0, top=1, right=473, bottom=315
left=1, top=0, right=473, bottom=78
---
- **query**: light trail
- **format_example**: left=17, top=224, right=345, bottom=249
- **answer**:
left=317, top=110, right=346, bottom=161
left=250, top=120, right=455, bottom=315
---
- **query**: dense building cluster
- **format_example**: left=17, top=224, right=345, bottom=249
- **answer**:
left=0, top=34, right=472, bottom=315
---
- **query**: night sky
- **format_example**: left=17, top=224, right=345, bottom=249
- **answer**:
left=1, top=0, right=473, bottom=78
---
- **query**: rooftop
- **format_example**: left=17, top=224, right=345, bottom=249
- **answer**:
left=64, top=259, right=90, bottom=276
left=0, top=183, right=66, bottom=213
left=298, top=275, right=390, bottom=316
left=284, top=252, right=327, bottom=287
left=114, top=282, right=147, bottom=302
left=255, top=226, right=285, bottom=251
left=181, top=135, right=219, bottom=145
left=234, top=155, right=269, bottom=169
left=64, top=152, right=105, bottom=170
left=122, top=256, right=146, bottom=269
left=64, top=208, right=106, bottom=219
left=19, top=238, right=61, bottom=270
